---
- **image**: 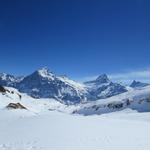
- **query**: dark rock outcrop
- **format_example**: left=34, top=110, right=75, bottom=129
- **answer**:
left=6, top=103, right=27, bottom=110
left=0, top=85, right=6, bottom=93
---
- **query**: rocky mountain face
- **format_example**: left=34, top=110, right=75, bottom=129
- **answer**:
left=17, top=68, right=87, bottom=104
left=130, top=80, right=150, bottom=88
left=0, top=68, right=128, bottom=104
left=84, top=74, right=127, bottom=100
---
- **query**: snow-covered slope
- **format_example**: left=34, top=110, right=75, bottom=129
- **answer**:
left=0, top=103, right=150, bottom=150
left=1, top=85, right=150, bottom=116
left=0, top=86, right=67, bottom=114
left=0, top=86, right=150, bottom=150
left=73, top=86, right=150, bottom=115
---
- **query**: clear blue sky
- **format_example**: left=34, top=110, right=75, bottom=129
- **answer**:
left=0, top=0, right=150, bottom=79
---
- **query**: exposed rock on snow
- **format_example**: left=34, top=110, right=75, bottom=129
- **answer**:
left=139, top=97, right=150, bottom=104
left=6, top=103, right=27, bottom=110
left=73, top=86, right=150, bottom=115
left=0, top=86, right=6, bottom=93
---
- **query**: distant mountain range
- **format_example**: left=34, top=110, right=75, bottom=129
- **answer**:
left=0, top=67, right=149, bottom=104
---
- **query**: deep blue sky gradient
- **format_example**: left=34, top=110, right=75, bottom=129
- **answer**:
left=0, top=0, right=150, bottom=79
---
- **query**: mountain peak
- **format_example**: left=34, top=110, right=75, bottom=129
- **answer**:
left=95, top=74, right=110, bottom=83
left=130, top=80, right=150, bottom=88
left=37, top=67, right=49, bottom=74
left=36, top=67, right=55, bottom=79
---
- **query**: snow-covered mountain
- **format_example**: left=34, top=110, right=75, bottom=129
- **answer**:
left=17, top=68, right=87, bottom=104
left=130, top=80, right=150, bottom=88
left=0, top=73, right=22, bottom=87
left=0, top=72, right=149, bottom=150
left=85, top=74, right=127, bottom=100
left=0, top=68, right=129, bottom=104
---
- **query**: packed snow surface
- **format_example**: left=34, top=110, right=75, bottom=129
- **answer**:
left=0, top=87, right=150, bottom=150
left=0, top=110, right=150, bottom=150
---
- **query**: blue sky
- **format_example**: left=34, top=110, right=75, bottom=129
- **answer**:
left=0, top=0, right=150, bottom=82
